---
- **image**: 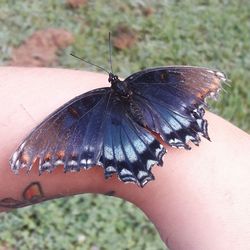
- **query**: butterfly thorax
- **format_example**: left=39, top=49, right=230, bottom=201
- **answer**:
left=109, top=73, right=132, bottom=98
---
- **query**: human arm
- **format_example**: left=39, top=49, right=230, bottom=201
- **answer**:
left=1, top=67, right=250, bottom=249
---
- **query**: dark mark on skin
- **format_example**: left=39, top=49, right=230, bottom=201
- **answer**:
left=0, top=197, right=26, bottom=208
left=23, top=182, right=44, bottom=201
left=104, top=190, right=116, bottom=196
left=0, top=182, right=46, bottom=209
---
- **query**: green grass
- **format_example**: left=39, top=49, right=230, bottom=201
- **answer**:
left=0, top=0, right=250, bottom=249
left=0, top=195, right=162, bottom=250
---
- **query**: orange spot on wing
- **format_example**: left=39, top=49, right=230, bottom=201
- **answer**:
left=21, top=153, right=30, bottom=164
left=45, top=152, right=52, bottom=161
left=56, top=150, right=65, bottom=159
left=160, top=73, right=167, bottom=80
left=68, top=107, right=80, bottom=118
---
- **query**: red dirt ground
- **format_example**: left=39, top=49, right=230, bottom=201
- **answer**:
left=10, top=28, right=74, bottom=67
left=112, top=25, right=138, bottom=50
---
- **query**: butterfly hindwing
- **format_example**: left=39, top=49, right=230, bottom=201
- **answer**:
left=99, top=96, right=166, bottom=187
left=126, top=66, right=226, bottom=149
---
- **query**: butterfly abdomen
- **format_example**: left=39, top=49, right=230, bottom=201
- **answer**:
left=128, top=101, right=146, bottom=127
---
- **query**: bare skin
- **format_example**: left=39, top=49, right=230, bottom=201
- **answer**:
left=0, top=67, right=250, bottom=249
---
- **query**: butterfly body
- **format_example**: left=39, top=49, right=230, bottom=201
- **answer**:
left=109, top=73, right=131, bottom=98
left=10, top=66, right=226, bottom=187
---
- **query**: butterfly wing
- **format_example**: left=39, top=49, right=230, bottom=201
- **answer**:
left=10, top=87, right=166, bottom=186
left=98, top=96, right=166, bottom=187
left=125, top=66, right=226, bottom=149
left=10, top=88, right=112, bottom=174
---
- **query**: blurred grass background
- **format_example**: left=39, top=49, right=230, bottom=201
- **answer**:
left=0, top=0, right=249, bottom=249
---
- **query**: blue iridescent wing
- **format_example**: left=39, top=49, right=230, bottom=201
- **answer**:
left=98, top=96, right=165, bottom=187
left=10, top=88, right=111, bottom=173
left=10, top=88, right=165, bottom=186
left=125, top=66, right=226, bottom=149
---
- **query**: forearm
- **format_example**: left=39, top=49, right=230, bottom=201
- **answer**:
left=1, top=67, right=250, bottom=249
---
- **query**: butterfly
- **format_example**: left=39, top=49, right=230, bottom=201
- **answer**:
left=9, top=66, right=226, bottom=187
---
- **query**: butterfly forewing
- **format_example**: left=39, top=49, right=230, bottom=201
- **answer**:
left=126, top=66, right=226, bottom=149
left=10, top=88, right=111, bottom=173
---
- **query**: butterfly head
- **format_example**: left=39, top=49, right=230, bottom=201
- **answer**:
left=109, top=73, right=132, bottom=98
left=108, top=72, right=119, bottom=84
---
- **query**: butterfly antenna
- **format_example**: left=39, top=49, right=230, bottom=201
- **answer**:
left=108, top=32, right=114, bottom=74
left=70, top=53, right=109, bottom=74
